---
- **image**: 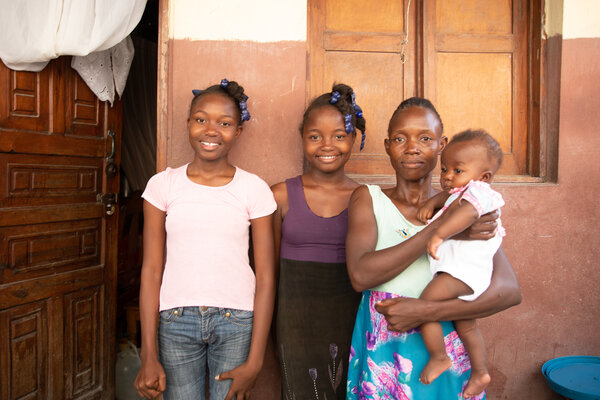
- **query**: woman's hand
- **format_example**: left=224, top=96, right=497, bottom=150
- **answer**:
left=376, top=248, right=521, bottom=331
left=454, top=210, right=499, bottom=240
left=217, top=361, right=260, bottom=400
left=374, top=297, right=434, bottom=332
left=134, top=357, right=166, bottom=399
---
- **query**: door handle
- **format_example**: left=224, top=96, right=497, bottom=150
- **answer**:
left=105, top=130, right=118, bottom=178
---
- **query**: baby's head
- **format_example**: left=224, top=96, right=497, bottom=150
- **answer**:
left=440, top=129, right=502, bottom=191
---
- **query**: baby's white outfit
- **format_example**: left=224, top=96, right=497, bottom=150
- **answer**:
left=429, top=180, right=506, bottom=301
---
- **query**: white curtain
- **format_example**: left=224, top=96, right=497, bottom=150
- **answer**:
left=0, top=0, right=147, bottom=71
left=0, top=0, right=147, bottom=103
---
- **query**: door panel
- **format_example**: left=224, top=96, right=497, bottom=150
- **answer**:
left=434, top=52, right=514, bottom=171
left=1, top=219, right=101, bottom=284
left=0, top=58, right=120, bottom=400
left=325, top=51, right=405, bottom=176
left=64, top=286, right=103, bottom=399
left=65, top=72, right=106, bottom=138
left=325, top=0, right=404, bottom=32
left=0, top=154, right=102, bottom=207
left=0, top=300, right=50, bottom=400
left=0, top=67, right=51, bottom=132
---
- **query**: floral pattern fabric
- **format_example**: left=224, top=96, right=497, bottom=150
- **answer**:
left=347, top=290, right=485, bottom=400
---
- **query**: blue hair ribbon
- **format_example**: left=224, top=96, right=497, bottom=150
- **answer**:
left=239, top=100, right=251, bottom=122
left=354, top=104, right=363, bottom=119
left=344, top=113, right=353, bottom=134
left=193, top=79, right=251, bottom=122
left=360, top=132, right=366, bottom=151
left=330, top=91, right=341, bottom=104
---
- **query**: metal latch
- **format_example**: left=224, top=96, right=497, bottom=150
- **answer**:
left=105, top=130, right=118, bottom=178
left=97, top=193, right=117, bottom=216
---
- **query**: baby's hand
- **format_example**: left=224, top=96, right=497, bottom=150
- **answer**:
left=427, top=234, right=444, bottom=260
left=417, top=204, right=434, bottom=224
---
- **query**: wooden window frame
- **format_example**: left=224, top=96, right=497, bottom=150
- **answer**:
left=306, top=0, right=561, bottom=184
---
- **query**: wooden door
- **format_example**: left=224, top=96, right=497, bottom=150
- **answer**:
left=0, top=57, right=121, bottom=399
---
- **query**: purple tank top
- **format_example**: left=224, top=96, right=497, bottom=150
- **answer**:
left=280, top=175, right=348, bottom=263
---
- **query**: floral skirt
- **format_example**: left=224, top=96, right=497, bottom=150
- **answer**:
left=347, top=290, right=485, bottom=400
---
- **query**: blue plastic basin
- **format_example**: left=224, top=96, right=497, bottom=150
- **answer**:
left=542, top=356, right=600, bottom=400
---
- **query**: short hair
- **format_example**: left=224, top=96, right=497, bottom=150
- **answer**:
left=189, top=80, right=249, bottom=124
left=449, top=129, right=503, bottom=172
left=389, top=97, right=444, bottom=134
left=300, top=83, right=366, bottom=137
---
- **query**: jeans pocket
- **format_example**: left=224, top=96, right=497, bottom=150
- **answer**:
left=159, top=307, right=182, bottom=325
left=223, top=308, right=253, bottom=327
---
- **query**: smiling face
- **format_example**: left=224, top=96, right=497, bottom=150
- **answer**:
left=187, top=92, right=242, bottom=162
left=384, top=106, right=446, bottom=182
left=302, top=105, right=356, bottom=173
left=439, top=140, right=493, bottom=190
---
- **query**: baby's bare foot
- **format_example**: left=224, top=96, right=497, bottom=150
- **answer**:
left=420, top=356, right=452, bottom=385
left=463, top=370, right=491, bottom=398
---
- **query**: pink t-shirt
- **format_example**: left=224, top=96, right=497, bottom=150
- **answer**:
left=142, top=164, right=276, bottom=311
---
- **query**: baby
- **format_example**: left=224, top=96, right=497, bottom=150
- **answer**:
left=417, top=129, right=505, bottom=398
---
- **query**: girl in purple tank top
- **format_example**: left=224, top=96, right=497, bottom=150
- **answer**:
left=271, top=83, right=366, bottom=399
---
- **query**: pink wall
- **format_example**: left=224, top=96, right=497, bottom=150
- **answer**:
left=165, top=39, right=305, bottom=185
left=482, top=37, right=600, bottom=399
left=163, top=36, right=600, bottom=399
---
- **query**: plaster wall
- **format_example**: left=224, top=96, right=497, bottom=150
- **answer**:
left=162, top=1, right=600, bottom=398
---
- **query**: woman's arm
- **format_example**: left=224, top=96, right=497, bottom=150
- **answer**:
left=346, top=186, right=444, bottom=291
left=375, top=248, right=522, bottom=331
left=217, top=214, right=276, bottom=400
left=134, top=201, right=167, bottom=399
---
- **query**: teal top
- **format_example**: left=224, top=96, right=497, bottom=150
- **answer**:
left=367, top=184, right=432, bottom=298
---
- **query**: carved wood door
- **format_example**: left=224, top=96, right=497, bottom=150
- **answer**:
left=0, top=57, right=121, bottom=399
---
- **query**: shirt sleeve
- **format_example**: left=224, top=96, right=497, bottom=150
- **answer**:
left=460, top=181, right=505, bottom=216
left=246, top=174, right=277, bottom=220
left=142, top=170, right=169, bottom=211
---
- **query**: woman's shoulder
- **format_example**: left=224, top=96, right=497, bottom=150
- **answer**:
left=270, top=180, right=289, bottom=207
left=146, top=164, right=186, bottom=187
left=233, top=167, right=271, bottom=187
left=349, top=184, right=376, bottom=209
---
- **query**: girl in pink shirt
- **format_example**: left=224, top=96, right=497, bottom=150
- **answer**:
left=135, top=79, right=276, bottom=400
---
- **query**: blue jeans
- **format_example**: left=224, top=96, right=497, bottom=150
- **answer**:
left=158, top=306, right=253, bottom=400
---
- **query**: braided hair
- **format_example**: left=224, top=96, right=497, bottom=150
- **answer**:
left=300, top=83, right=367, bottom=149
left=190, top=79, right=250, bottom=124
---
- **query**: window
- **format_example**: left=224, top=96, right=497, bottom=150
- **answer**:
left=308, top=0, right=557, bottom=183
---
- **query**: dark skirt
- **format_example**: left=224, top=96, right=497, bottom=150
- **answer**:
left=276, top=258, right=361, bottom=400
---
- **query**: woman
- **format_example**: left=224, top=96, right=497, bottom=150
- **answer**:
left=345, top=97, right=521, bottom=399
